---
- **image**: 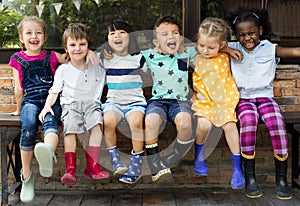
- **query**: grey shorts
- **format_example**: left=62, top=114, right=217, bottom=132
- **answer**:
left=61, top=101, right=103, bottom=135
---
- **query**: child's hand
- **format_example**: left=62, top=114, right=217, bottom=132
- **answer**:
left=230, top=49, right=243, bottom=62
left=9, top=111, right=20, bottom=116
left=102, top=49, right=113, bottom=60
left=86, top=50, right=100, bottom=65
left=38, top=105, right=54, bottom=122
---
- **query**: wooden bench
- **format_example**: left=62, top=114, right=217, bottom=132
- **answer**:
left=0, top=112, right=300, bottom=205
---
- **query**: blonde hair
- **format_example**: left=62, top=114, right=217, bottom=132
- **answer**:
left=17, top=16, right=46, bottom=36
left=62, top=23, right=90, bottom=49
left=198, top=17, right=231, bottom=43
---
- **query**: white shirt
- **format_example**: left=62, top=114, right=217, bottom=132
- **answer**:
left=49, top=62, right=106, bottom=105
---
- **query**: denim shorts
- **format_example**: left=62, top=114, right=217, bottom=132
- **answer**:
left=146, top=99, right=194, bottom=126
left=20, top=101, right=61, bottom=151
left=61, top=101, right=103, bottom=135
left=102, top=101, right=146, bottom=120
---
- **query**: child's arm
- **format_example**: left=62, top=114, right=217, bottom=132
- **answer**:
left=55, top=50, right=99, bottom=65
left=221, top=44, right=243, bottom=62
left=10, top=69, right=23, bottom=116
left=38, top=92, right=59, bottom=122
left=276, top=46, right=300, bottom=58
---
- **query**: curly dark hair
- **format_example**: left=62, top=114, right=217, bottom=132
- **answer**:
left=228, top=8, right=272, bottom=40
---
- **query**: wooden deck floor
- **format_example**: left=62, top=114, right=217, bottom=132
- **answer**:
left=7, top=187, right=300, bottom=206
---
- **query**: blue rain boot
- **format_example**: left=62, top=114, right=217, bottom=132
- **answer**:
left=108, top=146, right=128, bottom=175
left=119, top=150, right=144, bottom=184
left=231, top=153, right=245, bottom=189
left=194, top=143, right=208, bottom=176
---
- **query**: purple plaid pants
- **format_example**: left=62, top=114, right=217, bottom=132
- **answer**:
left=236, top=97, right=288, bottom=158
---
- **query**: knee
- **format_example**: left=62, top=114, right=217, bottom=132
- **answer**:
left=145, top=114, right=162, bottom=129
left=196, top=118, right=211, bottom=134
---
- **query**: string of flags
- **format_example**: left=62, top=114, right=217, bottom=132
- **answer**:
left=35, top=0, right=100, bottom=17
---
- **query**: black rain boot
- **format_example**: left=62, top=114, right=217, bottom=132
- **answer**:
left=162, top=138, right=194, bottom=168
left=274, top=155, right=292, bottom=200
left=243, top=154, right=262, bottom=198
left=146, top=143, right=171, bottom=182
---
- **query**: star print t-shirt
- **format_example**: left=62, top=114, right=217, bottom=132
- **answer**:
left=141, top=46, right=197, bottom=101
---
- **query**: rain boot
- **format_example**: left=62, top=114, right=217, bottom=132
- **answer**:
left=146, top=143, right=171, bottom=182
left=61, top=152, right=77, bottom=188
left=231, top=153, right=245, bottom=189
left=162, top=138, right=194, bottom=168
left=119, top=150, right=144, bottom=184
left=84, top=146, right=109, bottom=179
left=108, top=146, right=128, bottom=175
left=243, top=153, right=262, bottom=198
left=20, top=170, right=35, bottom=203
left=34, top=142, right=56, bottom=177
left=274, top=154, right=292, bottom=200
left=194, top=143, right=208, bottom=176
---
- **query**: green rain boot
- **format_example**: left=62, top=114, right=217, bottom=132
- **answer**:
left=20, top=170, right=35, bottom=203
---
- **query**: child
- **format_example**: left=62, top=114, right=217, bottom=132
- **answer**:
left=100, top=19, right=147, bottom=184
left=228, top=8, right=300, bottom=199
left=141, top=15, right=198, bottom=182
left=8, top=16, right=70, bottom=203
left=191, top=17, right=245, bottom=190
left=39, top=23, right=109, bottom=188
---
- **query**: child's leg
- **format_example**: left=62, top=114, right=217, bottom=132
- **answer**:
left=84, top=124, right=109, bottom=179
left=162, top=111, right=194, bottom=168
left=127, top=111, right=144, bottom=153
left=145, top=112, right=171, bottom=182
left=258, top=98, right=291, bottom=200
left=19, top=103, right=40, bottom=203
left=194, top=117, right=211, bottom=176
left=61, top=133, right=77, bottom=188
left=236, top=99, right=262, bottom=198
left=104, top=110, right=127, bottom=175
left=35, top=101, right=61, bottom=177
left=119, top=111, right=144, bottom=184
left=223, top=122, right=245, bottom=189
left=103, top=110, right=122, bottom=148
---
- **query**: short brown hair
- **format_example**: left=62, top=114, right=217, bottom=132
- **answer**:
left=62, top=23, right=90, bottom=49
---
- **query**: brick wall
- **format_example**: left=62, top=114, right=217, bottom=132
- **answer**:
left=1, top=63, right=299, bottom=190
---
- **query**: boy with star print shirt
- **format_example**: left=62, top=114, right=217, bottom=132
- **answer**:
left=140, top=15, right=198, bottom=182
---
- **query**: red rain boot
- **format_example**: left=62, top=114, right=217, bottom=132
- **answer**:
left=60, top=152, right=77, bottom=188
left=84, top=146, right=109, bottom=179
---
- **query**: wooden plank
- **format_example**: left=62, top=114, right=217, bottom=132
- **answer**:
left=0, top=113, right=21, bottom=126
left=80, top=194, right=112, bottom=206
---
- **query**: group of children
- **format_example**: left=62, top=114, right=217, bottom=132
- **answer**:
left=9, top=8, right=300, bottom=204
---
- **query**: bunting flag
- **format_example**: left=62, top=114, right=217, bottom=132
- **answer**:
left=93, top=0, right=100, bottom=5
left=73, top=0, right=81, bottom=12
left=35, top=3, right=45, bottom=17
left=53, top=3, right=63, bottom=15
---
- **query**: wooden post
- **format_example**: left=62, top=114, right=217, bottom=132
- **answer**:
left=182, top=0, right=201, bottom=42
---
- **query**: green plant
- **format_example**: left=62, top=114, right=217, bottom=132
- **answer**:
left=0, top=6, right=23, bottom=48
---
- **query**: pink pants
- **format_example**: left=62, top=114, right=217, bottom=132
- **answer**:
left=236, top=97, right=288, bottom=158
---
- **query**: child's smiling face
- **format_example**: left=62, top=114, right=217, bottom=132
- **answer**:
left=236, top=21, right=262, bottom=51
left=153, top=22, right=183, bottom=55
left=107, top=29, right=129, bottom=56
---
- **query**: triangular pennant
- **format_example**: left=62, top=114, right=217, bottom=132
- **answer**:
left=73, top=0, right=81, bottom=11
left=35, top=4, right=45, bottom=17
left=93, top=0, right=100, bottom=5
left=53, top=3, right=63, bottom=15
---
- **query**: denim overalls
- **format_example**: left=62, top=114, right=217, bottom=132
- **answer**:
left=12, top=51, right=61, bottom=151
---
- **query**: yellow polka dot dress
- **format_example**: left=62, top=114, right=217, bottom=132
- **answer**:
left=192, top=53, right=239, bottom=127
